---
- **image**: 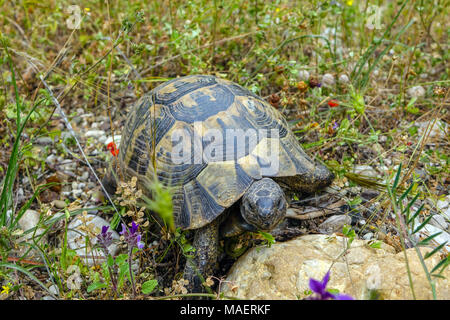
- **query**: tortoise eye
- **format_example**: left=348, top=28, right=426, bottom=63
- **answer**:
left=247, top=201, right=256, bottom=211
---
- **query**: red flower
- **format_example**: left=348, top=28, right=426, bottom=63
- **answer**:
left=107, top=141, right=119, bottom=156
left=327, top=99, right=339, bottom=107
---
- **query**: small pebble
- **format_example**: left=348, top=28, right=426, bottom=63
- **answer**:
left=318, top=215, right=352, bottom=234
left=407, top=86, right=425, bottom=98
left=49, top=284, right=59, bottom=296
left=437, top=199, right=449, bottom=210
left=322, top=73, right=335, bottom=87
left=353, top=165, right=378, bottom=178
left=85, top=130, right=106, bottom=139
left=104, top=135, right=122, bottom=148
left=362, top=232, right=374, bottom=240
left=35, top=137, right=53, bottom=145
left=338, top=74, right=349, bottom=83
left=80, top=171, right=90, bottom=181
left=72, top=189, right=83, bottom=198
left=51, top=200, right=67, bottom=209
left=298, top=70, right=310, bottom=81
left=45, top=154, right=57, bottom=166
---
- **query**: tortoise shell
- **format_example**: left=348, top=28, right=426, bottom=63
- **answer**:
left=116, top=75, right=319, bottom=230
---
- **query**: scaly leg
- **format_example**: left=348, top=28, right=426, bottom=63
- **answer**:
left=183, top=218, right=220, bottom=294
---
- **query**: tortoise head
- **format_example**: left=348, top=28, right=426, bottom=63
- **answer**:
left=240, top=178, right=287, bottom=232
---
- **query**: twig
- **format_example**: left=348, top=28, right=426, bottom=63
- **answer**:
left=286, top=200, right=346, bottom=220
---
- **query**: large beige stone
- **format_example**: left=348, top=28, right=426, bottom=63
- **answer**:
left=221, top=234, right=449, bottom=300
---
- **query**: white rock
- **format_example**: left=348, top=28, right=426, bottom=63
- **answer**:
left=353, top=165, right=378, bottom=178
left=45, top=154, right=57, bottom=166
left=48, top=284, right=59, bottom=296
left=98, top=136, right=107, bottom=144
left=80, top=171, right=90, bottom=181
left=362, top=232, right=374, bottom=240
left=339, top=74, right=350, bottom=83
left=85, top=130, right=106, bottom=139
left=437, top=199, right=449, bottom=210
left=35, top=137, right=53, bottom=145
left=443, top=208, right=450, bottom=221
left=67, top=214, right=120, bottom=266
left=322, top=73, right=335, bottom=87
left=221, top=234, right=450, bottom=300
left=298, top=70, right=310, bottom=81
left=72, top=189, right=83, bottom=198
left=429, top=214, right=448, bottom=230
left=415, top=120, right=448, bottom=139
left=407, top=86, right=425, bottom=98
left=18, top=210, right=45, bottom=241
left=318, top=215, right=352, bottom=234
left=104, top=135, right=122, bottom=148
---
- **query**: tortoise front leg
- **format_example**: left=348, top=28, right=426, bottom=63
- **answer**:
left=183, top=218, right=220, bottom=294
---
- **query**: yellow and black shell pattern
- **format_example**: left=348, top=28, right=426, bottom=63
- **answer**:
left=117, top=75, right=317, bottom=230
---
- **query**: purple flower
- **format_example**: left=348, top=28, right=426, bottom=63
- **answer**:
left=97, top=225, right=113, bottom=249
left=306, top=271, right=354, bottom=300
left=120, top=221, right=144, bottom=250
left=332, top=120, right=339, bottom=130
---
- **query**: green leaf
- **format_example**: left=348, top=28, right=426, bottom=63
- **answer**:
left=424, top=242, right=447, bottom=259
left=107, top=255, right=115, bottom=267
left=368, top=240, right=382, bottom=249
left=141, top=279, right=158, bottom=294
left=347, top=196, right=362, bottom=207
left=417, top=232, right=443, bottom=246
left=403, top=192, right=420, bottom=217
left=258, top=231, right=276, bottom=247
left=87, top=282, right=107, bottom=293
left=430, top=255, right=449, bottom=274
left=392, top=163, right=402, bottom=193
left=110, top=212, right=121, bottom=230
left=407, top=203, right=424, bottom=226
left=412, top=215, right=433, bottom=234
left=405, top=97, right=419, bottom=114
left=342, top=224, right=356, bottom=246
left=398, top=184, right=413, bottom=204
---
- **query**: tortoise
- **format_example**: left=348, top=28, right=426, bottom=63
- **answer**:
left=102, top=75, right=334, bottom=293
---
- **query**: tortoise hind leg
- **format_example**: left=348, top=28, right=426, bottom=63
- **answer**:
left=183, top=217, right=220, bottom=295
